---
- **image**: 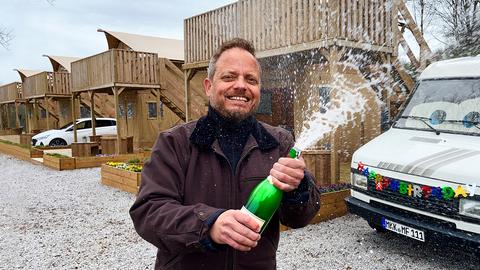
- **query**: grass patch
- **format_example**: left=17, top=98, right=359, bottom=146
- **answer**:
left=0, top=139, right=31, bottom=149
left=46, top=153, right=71, bottom=158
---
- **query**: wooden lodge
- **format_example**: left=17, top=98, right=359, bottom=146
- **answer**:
left=183, top=0, right=431, bottom=170
left=0, top=81, right=24, bottom=134
left=70, top=29, right=205, bottom=152
left=17, top=57, right=79, bottom=133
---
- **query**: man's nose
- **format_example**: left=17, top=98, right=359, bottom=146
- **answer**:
left=233, top=76, right=247, bottom=89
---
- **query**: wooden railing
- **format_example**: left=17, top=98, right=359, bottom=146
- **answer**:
left=184, top=0, right=395, bottom=64
left=71, top=49, right=159, bottom=92
left=0, top=82, right=22, bottom=103
left=22, top=71, right=72, bottom=98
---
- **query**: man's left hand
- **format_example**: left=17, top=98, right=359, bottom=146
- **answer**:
left=269, top=157, right=305, bottom=192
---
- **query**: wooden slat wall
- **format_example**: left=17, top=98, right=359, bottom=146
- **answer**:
left=71, top=50, right=114, bottom=92
left=22, top=72, right=53, bottom=98
left=71, top=49, right=159, bottom=92
left=184, top=0, right=395, bottom=64
left=114, top=50, right=159, bottom=85
left=0, top=82, right=21, bottom=102
left=51, top=72, right=72, bottom=95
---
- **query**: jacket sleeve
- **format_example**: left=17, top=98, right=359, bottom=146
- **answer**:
left=277, top=130, right=321, bottom=229
left=129, top=130, right=221, bottom=255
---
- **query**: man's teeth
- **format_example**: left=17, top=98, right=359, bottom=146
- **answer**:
left=229, top=96, right=248, bottom=102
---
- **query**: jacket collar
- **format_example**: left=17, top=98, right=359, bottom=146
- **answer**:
left=190, top=106, right=279, bottom=151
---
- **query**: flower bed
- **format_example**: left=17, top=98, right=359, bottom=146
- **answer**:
left=43, top=153, right=75, bottom=171
left=100, top=161, right=142, bottom=194
left=74, top=153, right=145, bottom=169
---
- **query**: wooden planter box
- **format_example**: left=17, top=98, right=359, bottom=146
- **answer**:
left=74, top=153, right=142, bottom=169
left=281, top=189, right=350, bottom=231
left=101, top=164, right=141, bottom=194
left=0, top=141, right=43, bottom=161
left=310, top=189, right=350, bottom=224
left=43, top=154, right=76, bottom=171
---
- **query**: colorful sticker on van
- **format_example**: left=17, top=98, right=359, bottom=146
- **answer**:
left=356, top=162, right=477, bottom=200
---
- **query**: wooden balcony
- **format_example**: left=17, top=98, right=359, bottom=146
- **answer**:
left=184, top=0, right=396, bottom=66
left=22, top=71, right=71, bottom=99
left=0, top=82, right=22, bottom=103
left=71, top=49, right=160, bottom=92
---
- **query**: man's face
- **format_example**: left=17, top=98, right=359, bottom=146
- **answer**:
left=204, top=47, right=261, bottom=121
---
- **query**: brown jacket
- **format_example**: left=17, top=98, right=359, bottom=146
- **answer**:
left=130, top=116, right=321, bottom=270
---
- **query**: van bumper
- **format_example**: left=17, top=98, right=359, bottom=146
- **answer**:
left=345, top=195, right=480, bottom=251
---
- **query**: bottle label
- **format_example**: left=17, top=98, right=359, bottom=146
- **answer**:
left=240, top=206, right=265, bottom=229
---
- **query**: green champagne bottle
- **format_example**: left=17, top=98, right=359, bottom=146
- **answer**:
left=241, top=147, right=301, bottom=233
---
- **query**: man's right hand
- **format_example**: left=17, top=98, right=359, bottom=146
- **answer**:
left=209, top=210, right=261, bottom=251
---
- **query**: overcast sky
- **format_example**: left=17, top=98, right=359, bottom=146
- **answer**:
left=0, top=0, right=236, bottom=85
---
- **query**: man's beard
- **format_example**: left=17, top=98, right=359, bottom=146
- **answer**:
left=213, top=103, right=256, bottom=122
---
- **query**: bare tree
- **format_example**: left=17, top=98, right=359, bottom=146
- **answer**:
left=1, top=0, right=54, bottom=49
left=433, top=0, right=480, bottom=57
left=406, top=0, right=437, bottom=34
left=0, top=28, right=13, bottom=49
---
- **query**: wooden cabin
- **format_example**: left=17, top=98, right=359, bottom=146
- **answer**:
left=70, top=29, right=204, bottom=152
left=0, top=82, right=24, bottom=133
left=183, top=0, right=430, bottom=167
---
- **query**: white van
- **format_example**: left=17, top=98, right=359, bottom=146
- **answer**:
left=346, top=56, right=480, bottom=250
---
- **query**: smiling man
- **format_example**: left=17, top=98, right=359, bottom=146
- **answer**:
left=130, top=38, right=320, bottom=270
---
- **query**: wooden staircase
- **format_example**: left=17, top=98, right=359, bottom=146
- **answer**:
left=79, top=93, right=116, bottom=118
left=394, top=0, right=433, bottom=94
left=157, top=58, right=207, bottom=121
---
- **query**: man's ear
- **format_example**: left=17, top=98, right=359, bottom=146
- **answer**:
left=203, top=78, right=212, bottom=97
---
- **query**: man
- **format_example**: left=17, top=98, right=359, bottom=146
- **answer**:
left=130, top=38, right=321, bottom=270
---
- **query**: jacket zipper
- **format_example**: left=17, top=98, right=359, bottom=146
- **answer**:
left=214, top=144, right=258, bottom=270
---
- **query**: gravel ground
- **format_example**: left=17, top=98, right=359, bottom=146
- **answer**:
left=1, top=154, right=479, bottom=269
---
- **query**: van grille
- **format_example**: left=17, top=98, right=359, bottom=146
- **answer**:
left=352, top=168, right=480, bottom=225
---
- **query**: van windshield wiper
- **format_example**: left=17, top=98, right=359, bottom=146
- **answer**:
left=399, top=115, right=441, bottom=135
left=441, top=119, right=480, bottom=130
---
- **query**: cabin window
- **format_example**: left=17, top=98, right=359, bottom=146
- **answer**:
left=40, top=108, right=47, bottom=118
left=160, top=102, right=164, bottom=118
left=318, top=86, right=331, bottom=113
left=127, top=102, right=135, bottom=119
left=256, top=91, right=272, bottom=115
left=80, top=106, right=90, bottom=118
left=118, top=104, right=125, bottom=117
left=147, top=102, right=157, bottom=119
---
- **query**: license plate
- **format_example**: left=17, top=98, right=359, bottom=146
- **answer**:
left=381, top=217, right=425, bottom=242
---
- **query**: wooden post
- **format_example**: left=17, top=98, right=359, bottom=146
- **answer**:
left=25, top=100, right=30, bottom=132
left=71, top=93, right=78, bottom=143
left=90, top=91, right=96, bottom=137
left=113, top=87, right=124, bottom=155
left=184, top=69, right=192, bottom=122
left=33, top=99, right=39, bottom=131
left=14, top=101, right=20, bottom=129
left=329, top=47, right=340, bottom=182
left=45, top=96, right=50, bottom=130
left=0, top=104, right=4, bottom=130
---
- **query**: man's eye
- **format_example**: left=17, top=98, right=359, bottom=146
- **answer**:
left=247, top=78, right=258, bottom=85
left=222, top=75, right=235, bottom=81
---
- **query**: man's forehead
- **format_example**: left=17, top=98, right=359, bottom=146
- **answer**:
left=216, top=49, right=260, bottom=71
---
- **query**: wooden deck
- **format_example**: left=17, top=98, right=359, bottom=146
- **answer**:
left=71, top=49, right=160, bottom=92
left=0, top=82, right=22, bottom=104
left=22, top=71, right=71, bottom=99
left=184, top=0, right=396, bottom=67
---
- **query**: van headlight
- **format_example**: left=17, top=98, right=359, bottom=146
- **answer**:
left=459, top=199, right=480, bottom=219
left=352, top=172, right=368, bottom=190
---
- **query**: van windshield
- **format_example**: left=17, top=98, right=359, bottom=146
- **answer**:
left=394, top=78, right=480, bottom=135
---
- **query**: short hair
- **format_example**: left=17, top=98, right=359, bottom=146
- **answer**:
left=207, top=38, right=260, bottom=80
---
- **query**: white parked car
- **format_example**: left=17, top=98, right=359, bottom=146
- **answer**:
left=32, top=118, right=117, bottom=146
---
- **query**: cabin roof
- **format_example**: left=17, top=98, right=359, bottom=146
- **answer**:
left=14, top=69, right=44, bottom=82
left=43, top=55, right=81, bottom=72
left=97, top=29, right=184, bottom=61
